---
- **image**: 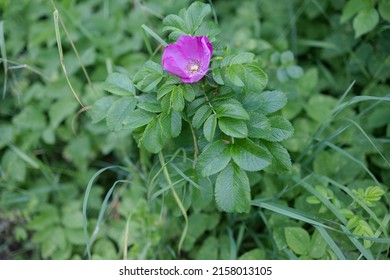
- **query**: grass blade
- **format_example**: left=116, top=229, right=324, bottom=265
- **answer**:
left=324, top=142, right=380, bottom=185
left=0, top=21, right=7, bottom=99
left=341, top=225, right=374, bottom=260
left=251, top=200, right=335, bottom=230
left=8, top=144, right=39, bottom=169
left=141, top=24, right=167, bottom=47
left=87, top=179, right=133, bottom=254
left=315, top=226, right=346, bottom=260
left=293, top=175, right=347, bottom=224
left=227, top=227, right=237, bottom=260
left=158, top=151, right=188, bottom=253
left=82, top=165, right=124, bottom=259
left=141, top=27, right=154, bottom=57
left=53, top=9, right=84, bottom=107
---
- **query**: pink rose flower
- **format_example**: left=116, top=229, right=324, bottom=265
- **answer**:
left=162, top=35, right=213, bottom=83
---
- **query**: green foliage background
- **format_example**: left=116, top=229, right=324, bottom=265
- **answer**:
left=0, top=0, right=389, bottom=260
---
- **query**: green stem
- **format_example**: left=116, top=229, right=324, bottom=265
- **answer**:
left=158, top=151, right=188, bottom=253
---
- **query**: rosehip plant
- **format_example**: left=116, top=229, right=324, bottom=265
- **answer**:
left=91, top=2, right=293, bottom=214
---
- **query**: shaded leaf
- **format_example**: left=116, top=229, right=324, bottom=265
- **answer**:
left=285, top=227, right=310, bottom=256
left=123, top=109, right=155, bottom=129
left=197, top=140, right=231, bottom=177
left=218, top=118, right=248, bottom=138
left=214, top=99, right=249, bottom=120
left=140, top=117, right=164, bottom=153
left=103, top=72, right=135, bottom=96
left=231, top=139, right=271, bottom=171
left=106, top=96, right=137, bottom=132
left=203, top=114, right=217, bottom=142
left=353, top=8, right=379, bottom=38
left=192, top=104, right=212, bottom=129
left=91, top=96, right=116, bottom=124
left=215, top=163, right=250, bottom=213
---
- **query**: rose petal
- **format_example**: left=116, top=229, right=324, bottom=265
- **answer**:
left=162, top=35, right=213, bottom=83
left=162, top=45, right=189, bottom=78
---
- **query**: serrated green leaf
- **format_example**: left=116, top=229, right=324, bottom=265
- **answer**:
left=261, top=116, right=294, bottom=142
left=106, top=96, right=137, bottom=132
left=170, top=111, right=182, bottom=138
left=257, top=91, right=287, bottom=114
left=364, top=186, right=385, bottom=202
left=159, top=111, right=182, bottom=138
left=160, top=92, right=172, bottom=113
left=285, top=227, right=310, bottom=256
left=264, top=141, right=292, bottom=173
left=214, top=99, right=249, bottom=120
left=215, top=163, right=250, bottom=213
left=184, top=1, right=211, bottom=33
left=144, top=60, right=163, bottom=74
left=103, top=72, right=135, bottom=96
left=183, top=84, right=196, bottom=102
left=353, top=8, right=379, bottom=38
left=227, top=64, right=245, bottom=87
left=194, top=21, right=221, bottom=37
left=221, top=53, right=254, bottom=67
left=163, top=14, right=188, bottom=33
left=171, top=86, right=185, bottom=112
left=218, top=118, right=248, bottom=138
left=231, top=139, right=271, bottom=171
left=230, top=52, right=255, bottom=65
left=142, top=73, right=163, bottom=92
left=244, top=64, right=268, bottom=91
left=242, top=92, right=261, bottom=111
left=212, top=68, right=224, bottom=85
left=123, top=109, right=155, bottom=129
left=140, top=117, right=164, bottom=153
left=247, top=112, right=271, bottom=138
left=167, top=30, right=188, bottom=41
left=197, top=140, right=231, bottom=177
left=157, top=83, right=175, bottom=100
left=134, top=61, right=163, bottom=92
left=192, top=104, right=212, bottom=129
left=203, top=114, right=217, bottom=142
left=91, top=96, right=116, bottom=124
left=187, top=97, right=206, bottom=116
left=137, top=93, right=161, bottom=113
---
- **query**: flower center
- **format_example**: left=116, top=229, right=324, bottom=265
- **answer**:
left=185, top=59, right=202, bottom=76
